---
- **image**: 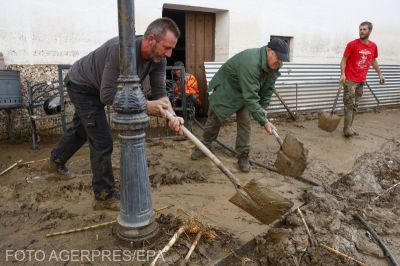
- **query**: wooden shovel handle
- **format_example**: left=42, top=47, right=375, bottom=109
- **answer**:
left=331, top=85, right=342, bottom=114
left=165, top=111, right=242, bottom=189
left=274, top=90, right=296, bottom=121
left=365, top=82, right=381, bottom=105
left=272, top=129, right=284, bottom=147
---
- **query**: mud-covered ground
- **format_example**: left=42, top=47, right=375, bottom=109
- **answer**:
left=232, top=140, right=400, bottom=266
left=1, top=108, right=400, bottom=265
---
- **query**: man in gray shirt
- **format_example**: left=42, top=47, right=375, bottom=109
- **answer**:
left=46, top=18, right=183, bottom=211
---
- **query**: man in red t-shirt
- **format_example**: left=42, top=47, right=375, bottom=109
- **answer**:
left=339, top=21, right=384, bottom=137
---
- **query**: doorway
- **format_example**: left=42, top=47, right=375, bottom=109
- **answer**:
left=163, top=9, right=216, bottom=114
left=162, top=9, right=186, bottom=66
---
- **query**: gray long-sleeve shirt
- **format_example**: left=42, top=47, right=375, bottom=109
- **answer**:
left=68, top=36, right=167, bottom=105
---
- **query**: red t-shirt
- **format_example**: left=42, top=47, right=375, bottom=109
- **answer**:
left=343, top=39, right=378, bottom=82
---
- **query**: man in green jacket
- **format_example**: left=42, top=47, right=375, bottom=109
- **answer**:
left=191, top=38, right=288, bottom=172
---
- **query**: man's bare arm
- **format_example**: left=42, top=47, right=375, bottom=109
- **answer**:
left=371, top=58, right=385, bottom=84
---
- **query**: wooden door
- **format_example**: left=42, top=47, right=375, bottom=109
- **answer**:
left=185, top=12, right=215, bottom=114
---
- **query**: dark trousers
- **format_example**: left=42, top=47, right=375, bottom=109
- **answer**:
left=51, top=77, right=114, bottom=199
left=203, top=106, right=251, bottom=154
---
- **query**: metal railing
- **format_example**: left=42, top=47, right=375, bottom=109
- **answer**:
left=204, top=62, right=400, bottom=114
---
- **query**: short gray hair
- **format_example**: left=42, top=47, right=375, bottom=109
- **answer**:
left=360, top=21, right=373, bottom=30
left=144, top=17, right=181, bottom=41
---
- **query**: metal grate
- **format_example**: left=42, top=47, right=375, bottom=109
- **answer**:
left=204, top=62, right=400, bottom=114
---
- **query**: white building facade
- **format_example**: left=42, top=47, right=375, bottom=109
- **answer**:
left=1, top=0, right=399, bottom=65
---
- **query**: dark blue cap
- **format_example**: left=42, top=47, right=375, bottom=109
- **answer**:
left=268, top=39, right=289, bottom=61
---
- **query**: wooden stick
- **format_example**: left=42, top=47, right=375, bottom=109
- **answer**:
left=150, top=225, right=188, bottom=266
left=372, top=182, right=400, bottom=202
left=0, top=159, right=22, bottom=176
left=46, top=220, right=117, bottom=237
left=20, top=158, right=47, bottom=166
left=354, top=214, right=399, bottom=266
left=184, top=230, right=203, bottom=263
left=45, top=204, right=174, bottom=238
left=296, top=207, right=315, bottom=246
left=155, top=204, right=174, bottom=212
left=319, top=243, right=368, bottom=266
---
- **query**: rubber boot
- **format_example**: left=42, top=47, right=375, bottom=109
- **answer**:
left=237, top=152, right=251, bottom=173
left=343, top=110, right=354, bottom=137
left=350, top=110, right=359, bottom=136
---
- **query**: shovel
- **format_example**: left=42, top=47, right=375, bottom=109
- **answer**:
left=165, top=111, right=293, bottom=225
left=318, top=85, right=342, bottom=132
left=270, top=129, right=308, bottom=178
left=274, top=90, right=296, bottom=121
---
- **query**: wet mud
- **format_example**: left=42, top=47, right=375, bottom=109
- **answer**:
left=1, top=109, right=400, bottom=265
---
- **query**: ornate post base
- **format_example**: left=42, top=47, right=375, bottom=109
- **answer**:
left=113, top=217, right=159, bottom=248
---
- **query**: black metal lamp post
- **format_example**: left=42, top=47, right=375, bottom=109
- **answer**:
left=112, top=0, right=159, bottom=247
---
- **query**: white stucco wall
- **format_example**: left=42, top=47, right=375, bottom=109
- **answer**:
left=0, top=0, right=118, bottom=65
left=1, top=0, right=399, bottom=65
left=262, top=0, right=399, bottom=63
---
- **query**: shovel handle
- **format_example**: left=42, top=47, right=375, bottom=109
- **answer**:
left=165, top=111, right=242, bottom=189
left=365, top=82, right=381, bottom=106
left=331, top=85, right=342, bottom=114
left=274, top=90, right=296, bottom=121
left=272, top=129, right=284, bottom=147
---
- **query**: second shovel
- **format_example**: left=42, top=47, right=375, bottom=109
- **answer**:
left=271, top=129, right=308, bottom=178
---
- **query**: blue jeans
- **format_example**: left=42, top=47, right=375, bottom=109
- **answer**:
left=51, top=76, right=114, bottom=199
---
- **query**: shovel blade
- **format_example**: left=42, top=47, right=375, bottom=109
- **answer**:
left=275, top=134, right=308, bottom=177
left=229, top=178, right=293, bottom=224
left=318, top=111, right=341, bottom=132
left=275, top=150, right=307, bottom=177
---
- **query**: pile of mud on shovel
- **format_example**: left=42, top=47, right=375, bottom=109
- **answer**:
left=318, top=85, right=342, bottom=132
left=273, top=133, right=309, bottom=178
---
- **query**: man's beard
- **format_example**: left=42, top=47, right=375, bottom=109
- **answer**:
left=360, top=32, right=370, bottom=40
left=149, top=43, right=161, bottom=62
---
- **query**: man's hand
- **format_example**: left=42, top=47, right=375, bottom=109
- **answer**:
left=158, top=105, right=184, bottom=135
left=168, top=116, right=184, bottom=135
left=263, top=121, right=277, bottom=134
left=339, top=74, right=346, bottom=84
left=146, top=100, right=169, bottom=116
left=147, top=98, right=184, bottom=135
left=378, top=74, right=385, bottom=85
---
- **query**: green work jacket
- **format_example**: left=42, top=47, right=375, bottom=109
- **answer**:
left=207, top=46, right=280, bottom=125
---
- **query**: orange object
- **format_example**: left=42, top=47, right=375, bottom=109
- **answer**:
left=174, top=73, right=201, bottom=104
